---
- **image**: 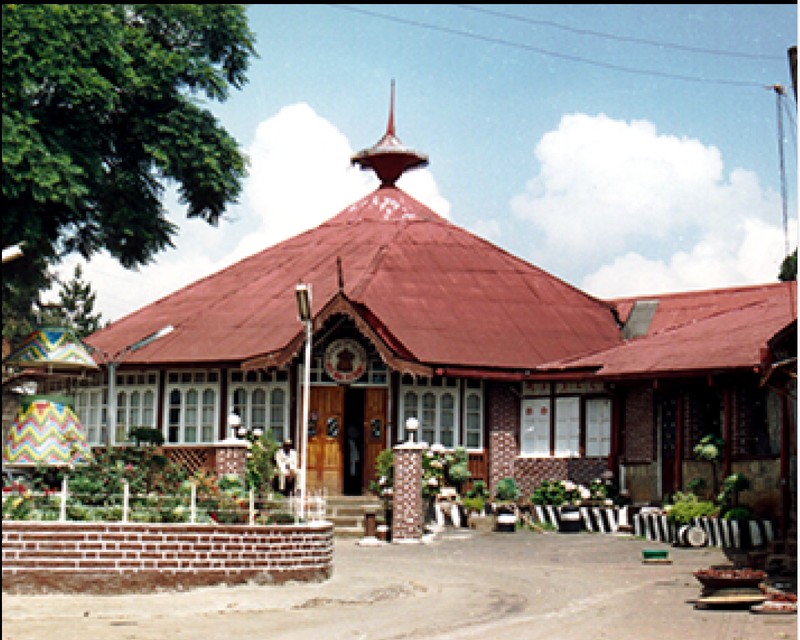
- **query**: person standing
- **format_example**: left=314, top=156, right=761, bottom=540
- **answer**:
left=275, top=439, right=298, bottom=496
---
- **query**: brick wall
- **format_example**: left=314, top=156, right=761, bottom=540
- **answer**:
left=214, top=443, right=247, bottom=477
left=487, top=382, right=519, bottom=494
left=487, top=382, right=609, bottom=497
left=2, top=521, right=333, bottom=594
left=623, top=384, right=654, bottom=463
left=513, top=457, right=607, bottom=497
left=392, top=443, right=424, bottom=541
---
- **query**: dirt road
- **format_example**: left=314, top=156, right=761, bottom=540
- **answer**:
left=3, top=528, right=797, bottom=640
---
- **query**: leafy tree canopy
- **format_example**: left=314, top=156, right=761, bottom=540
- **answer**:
left=779, top=248, right=797, bottom=282
left=2, top=4, right=256, bottom=341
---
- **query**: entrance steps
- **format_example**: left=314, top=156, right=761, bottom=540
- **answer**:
left=324, top=495, right=384, bottom=537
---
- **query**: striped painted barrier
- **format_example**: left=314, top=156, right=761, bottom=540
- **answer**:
left=530, top=504, right=621, bottom=533
left=529, top=506, right=774, bottom=550
left=633, top=512, right=774, bottom=550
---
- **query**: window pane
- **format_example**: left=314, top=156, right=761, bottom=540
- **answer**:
left=168, top=389, right=181, bottom=443
left=185, top=389, right=198, bottom=433
left=251, top=388, right=266, bottom=429
left=201, top=389, right=215, bottom=442
left=521, top=398, right=550, bottom=455
left=440, top=393, right=455, bottom=447
left=586, top=398, right=611, bottom=457
left=130, top=391, right=140, bottom=428
left=143, top=390, right=155, bottom=427
left=466, top=392, right=482, bottom=449
left=421, top=392, right=436, bottom=444
left=555, top=397, right=580, bottom=456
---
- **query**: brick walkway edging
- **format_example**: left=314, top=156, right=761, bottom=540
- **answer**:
left=1, top=520, right=334, bottom=594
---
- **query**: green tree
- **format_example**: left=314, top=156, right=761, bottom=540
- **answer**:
left=39, top=264, right=106, bottom=338
left=2, top=4, right=256, bottom=340
left=779, top=248, right=797, bottom=281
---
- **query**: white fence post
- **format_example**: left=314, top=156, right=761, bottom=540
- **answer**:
left=190, top=481, right=197, bottom=524
left=249, top=488, right=255, bottom=526
left=59, top=474, right=68, bottom=522
left=122, top=480, right=129, bottom=523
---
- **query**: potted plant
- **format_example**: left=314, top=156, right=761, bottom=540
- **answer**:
left=493, top=477, right=520, bottom=532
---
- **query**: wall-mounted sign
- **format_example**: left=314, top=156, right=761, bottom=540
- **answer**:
left=324, top=338, right=367, bottom=384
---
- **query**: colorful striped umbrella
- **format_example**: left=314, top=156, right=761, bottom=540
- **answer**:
left=3, top=327, right=98, bottom=370
left=2, top=396, right=93, bottom=467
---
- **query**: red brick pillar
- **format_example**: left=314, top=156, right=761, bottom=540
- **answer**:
left=214, top=439, right=247, bottom=478
left=392, top=442, right=425, bottom=542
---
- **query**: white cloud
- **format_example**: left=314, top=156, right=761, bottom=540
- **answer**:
left=47, top=103, right=448, bottom=323
left=510, top=112, right=792, bottom=296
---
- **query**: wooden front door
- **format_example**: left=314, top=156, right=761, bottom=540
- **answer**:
left=306, top=386, right=344, bottom=494
left=659, top=395, right=678, bottom=498
left=305, top=385, right=388, bottom=495
left=362, top=388, right=387, bottom=491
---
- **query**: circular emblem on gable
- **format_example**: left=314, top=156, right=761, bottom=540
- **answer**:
left=324, top=339, right=367, bottom=383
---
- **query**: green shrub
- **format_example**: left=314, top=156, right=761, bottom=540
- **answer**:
left=530, top=479, right=567, bottom=506
left=722, top=506, right=753, bottom=521
left=666, top=491, right=718, bottom=526
left=462, top=496, right=485, bottom=514
left=494, top=477, right=521, bottom=502
left=465, top=480, right=489, bottom=500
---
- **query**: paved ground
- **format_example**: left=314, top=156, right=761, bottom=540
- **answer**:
left=3, top=527, right=797, bottom=640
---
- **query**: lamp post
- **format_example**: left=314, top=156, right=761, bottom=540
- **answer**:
left=105, top=325, right=174, bottom=448
left=295, top=283, right=312, bottom=520
left=227, top=412, right=242, bottom=441
left=405, top=417, right=419, bottom=444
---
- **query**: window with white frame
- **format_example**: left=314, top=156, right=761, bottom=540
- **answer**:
left=399, top=376, right=462, bottom=447
left=464, top=386, right=483, bottom=449
left=74, top=371, right=158, bottom=445
left=520, top=388, right=613, bottom=458
left=585, top=397, right=612, bottom=457
left=520, top=397, right=551, bottom=456
left=165, top=370, right=220, bottom=444
left=114, top=374, right=159, bottom=443
left=75, top=387, right=106, bottom=445
left=555, top=396, right=580, bottom=456
left=229, top=369, right=289, bottom=443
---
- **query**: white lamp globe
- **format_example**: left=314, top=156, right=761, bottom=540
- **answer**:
left=405, top=417, right=419, bottom=443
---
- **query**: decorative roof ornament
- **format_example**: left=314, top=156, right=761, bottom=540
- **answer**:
left=351, top=80, right=429, bottom=187
left=3, top=327, right=99, bottom=371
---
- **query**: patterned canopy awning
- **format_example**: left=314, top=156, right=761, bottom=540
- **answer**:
left=2, top=396, right=93, bottom=467
left=3, top=327, right=98, bottom=371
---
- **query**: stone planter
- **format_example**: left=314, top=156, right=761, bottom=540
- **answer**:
left=495, top=513, right=517, bottom=533
left=467, top=512, right=495, bottom=533
left=558, top=505, right=582, bottom=533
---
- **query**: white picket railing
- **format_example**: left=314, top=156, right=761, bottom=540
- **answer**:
left=2, top=478, right=328, bottom=525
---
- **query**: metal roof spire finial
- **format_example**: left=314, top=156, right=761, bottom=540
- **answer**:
left=351, top=81, right=429, bottom=187
left=386, top=79, right=396, bottom=137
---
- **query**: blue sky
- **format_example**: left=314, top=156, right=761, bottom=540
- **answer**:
left=53, top=4, right=798, bottom=322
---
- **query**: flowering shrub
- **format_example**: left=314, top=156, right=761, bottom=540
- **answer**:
left=530, top=479, right=613, bottom=506
left=421, top=445, right=471, bottom=499
left=2, top=484, right=62, bottom=521
left=1, top=448, right=252, bottom=524
left=369, top=445, right=472, bottom=501
left=422, top=445, right=447, bottom=498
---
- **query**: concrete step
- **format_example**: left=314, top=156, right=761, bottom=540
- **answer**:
left=324, top=495, right=384, bottom=537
